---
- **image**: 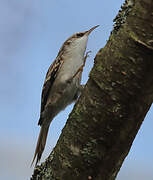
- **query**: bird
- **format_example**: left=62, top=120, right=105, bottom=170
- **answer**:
left=31, top=25, right=99, bottom=166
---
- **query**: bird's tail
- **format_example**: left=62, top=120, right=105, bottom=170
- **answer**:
left=31, top=124, right=49, bottom=167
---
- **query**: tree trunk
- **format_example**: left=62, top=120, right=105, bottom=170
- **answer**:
left=31, top=0, right=153, bottom=179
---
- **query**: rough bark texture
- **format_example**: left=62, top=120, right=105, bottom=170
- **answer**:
left=31, top=0, right=153, bottom=179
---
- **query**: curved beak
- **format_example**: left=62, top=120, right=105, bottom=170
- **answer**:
left=85, top=25, right=100, bottom=35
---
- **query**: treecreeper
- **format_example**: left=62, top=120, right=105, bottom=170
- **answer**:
left=31, top=25, right=99, bottom=166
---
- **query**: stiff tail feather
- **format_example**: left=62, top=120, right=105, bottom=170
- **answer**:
left=31, top=125, right=49, bottom=167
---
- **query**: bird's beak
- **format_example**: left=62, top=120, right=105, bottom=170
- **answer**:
left=85, top=25, right=100, bottom=35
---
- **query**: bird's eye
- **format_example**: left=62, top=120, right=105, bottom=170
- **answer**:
left=76, top=33, right=84, bottom=37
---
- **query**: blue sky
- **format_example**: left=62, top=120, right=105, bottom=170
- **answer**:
left=0, top=1, right=153, bottom=179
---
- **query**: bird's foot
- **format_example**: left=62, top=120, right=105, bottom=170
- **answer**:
left=72, top=51, right=91, bottom=79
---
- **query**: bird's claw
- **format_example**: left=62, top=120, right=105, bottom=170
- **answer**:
left=86, top=50, right=92, bottom=57
left=71, top=51, right=91, bottom=80
left=83, top=51, right=91, bottom=63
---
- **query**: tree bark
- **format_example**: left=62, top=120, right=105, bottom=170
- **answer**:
left=31, top=0, right=153, bottom=179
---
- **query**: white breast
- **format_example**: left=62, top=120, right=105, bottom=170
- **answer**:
left=58, top=34, right=88, bottom=82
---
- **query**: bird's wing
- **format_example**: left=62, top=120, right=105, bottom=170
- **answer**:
left=38, top=56, right=64, bottom=125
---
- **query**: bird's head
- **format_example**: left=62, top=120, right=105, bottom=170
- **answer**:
left=57, top=25, right=99, bottom=57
